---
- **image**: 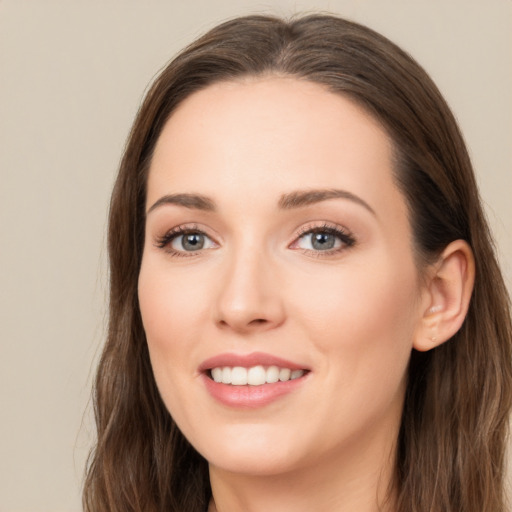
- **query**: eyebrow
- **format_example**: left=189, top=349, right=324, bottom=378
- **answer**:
left=278, top=189, right=376, bottom=215
left=147, top=193, right=216, bottom=214
left=147, top=188, right=375, bottom=216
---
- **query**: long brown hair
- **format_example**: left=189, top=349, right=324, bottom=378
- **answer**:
left=83, top=14, right=512, bottom=512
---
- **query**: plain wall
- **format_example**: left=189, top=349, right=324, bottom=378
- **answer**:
left=0, top=1, right=510, bottom=510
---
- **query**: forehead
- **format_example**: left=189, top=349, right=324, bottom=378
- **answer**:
left=152, top=77, right=392, bottom=167
left=148, top=77, right=405, bottom=224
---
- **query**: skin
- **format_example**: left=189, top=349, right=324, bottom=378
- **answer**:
left=138, top=77, right=435, bottom=512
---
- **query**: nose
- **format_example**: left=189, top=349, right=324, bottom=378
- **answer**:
left=214, top=245, right=285, bottom=334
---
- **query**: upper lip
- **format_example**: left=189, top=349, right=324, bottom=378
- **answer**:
left=198, top=352, right=309, bottom=372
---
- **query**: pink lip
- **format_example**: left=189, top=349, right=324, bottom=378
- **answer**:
left=201, top=374, right=308, bottom=409
left=198, top=352, right=310, bottom=409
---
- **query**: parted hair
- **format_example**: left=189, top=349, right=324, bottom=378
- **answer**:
left=83, top=14, right=512, bottom=512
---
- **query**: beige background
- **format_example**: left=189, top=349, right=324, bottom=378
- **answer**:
left=0, top=1, right=510, bottom=510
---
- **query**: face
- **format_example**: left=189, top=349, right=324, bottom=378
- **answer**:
left=138, top=77, right=426, bottom=478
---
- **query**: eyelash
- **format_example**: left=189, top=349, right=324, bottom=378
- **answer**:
left=154, top=222, right=356, bottom=258
left=154, top=224, right=211, bottom=257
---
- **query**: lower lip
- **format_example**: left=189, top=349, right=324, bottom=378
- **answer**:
left=202, top=373, right=307, bottom=408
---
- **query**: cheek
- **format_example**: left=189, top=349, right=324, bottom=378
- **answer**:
left=139, top=271, right=181, bottom=341
left=138, top=261, right=208, bottom=434
left=290, top=254, right=420, bottom=390
left=295, top=259, right=419, bottom=437
left=138, top=258, right=209, bottom=343
left=137, top=260, right=206, bottom=390
left=295, top=258, right=418, bottom=333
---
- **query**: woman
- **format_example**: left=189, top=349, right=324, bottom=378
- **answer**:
left=83, top=14, right=512, bottom=512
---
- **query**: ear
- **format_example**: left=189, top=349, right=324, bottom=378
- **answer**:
left=413, top=240, right=475, bottom=352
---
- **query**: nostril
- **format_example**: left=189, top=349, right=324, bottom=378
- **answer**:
left=250, top=319, right=268, bottom=325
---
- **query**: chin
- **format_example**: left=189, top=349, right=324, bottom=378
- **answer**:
left=207, top=449, right=301, bottom=477
left=190, top=423, right=307, bottom=477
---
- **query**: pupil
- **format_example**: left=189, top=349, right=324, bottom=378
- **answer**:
left=312, top=232, right=335, bottom=250
left=183, top=233, right=204, bottom=251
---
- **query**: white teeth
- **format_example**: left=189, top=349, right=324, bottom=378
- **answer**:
left=290, top=369, right=304, bottom=380
left=247, top=365, right=266, bottom=386
left=221, top=367, right=232, bottom=384
left=279, top=368, right=291, bottom=382
left=210, top=365, right=306, bottom=386
left=211, top=367, right=223, bottom=383
left=231, top=366, right=248, bottom=385
left=266, top=366, right=280, bottom=383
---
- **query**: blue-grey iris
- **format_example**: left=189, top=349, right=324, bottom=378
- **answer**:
left=312, top=232, right=335, bottom=250
left=182, top=233, right=205, bottom=251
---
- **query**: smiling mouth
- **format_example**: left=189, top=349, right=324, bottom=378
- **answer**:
left=209, top=365, right=307, bottom=386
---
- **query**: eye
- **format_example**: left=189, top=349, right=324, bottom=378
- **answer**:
left=298, top=231, right=340, bottom=251
left=155, top=226, right=217, bottom=255
left=291, top=224, right=355, bottom=254
left=171, top=232, right=214, bottom=252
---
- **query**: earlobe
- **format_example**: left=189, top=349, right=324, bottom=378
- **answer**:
left=413, top=240, right=475, bottom=352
